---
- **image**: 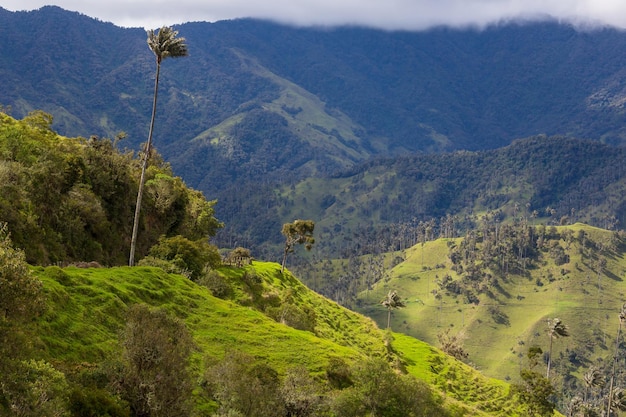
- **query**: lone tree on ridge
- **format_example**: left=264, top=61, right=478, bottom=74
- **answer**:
left=129, top=26, right=188, bottom=266
left=546, top=317, right=569, bottom=379
left=281, top=220, right=315, bottom=273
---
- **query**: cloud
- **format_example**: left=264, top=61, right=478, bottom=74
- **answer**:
left=3, top=0, right=626, bottom=30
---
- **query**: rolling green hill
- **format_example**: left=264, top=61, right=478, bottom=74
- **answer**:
left=21, top=260, right=539, bottom=416
left=353, top=223, right=626, bottom=412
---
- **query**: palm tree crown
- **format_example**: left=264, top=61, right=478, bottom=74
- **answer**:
left=147, top=26, right=188, bottom=62
left=381, top=290, right=406, bottom=330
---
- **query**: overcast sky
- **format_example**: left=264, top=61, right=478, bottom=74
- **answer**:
left=3, top=0, right=626, bottom=30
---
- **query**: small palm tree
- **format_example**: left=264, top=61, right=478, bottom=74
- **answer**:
left=583, top=366, right=602, bottom=403
left=381, top=290, right=405, bottom=330
left=129, top=27, right=188, bottom=266
left=546, top=317, right=569, bottom=379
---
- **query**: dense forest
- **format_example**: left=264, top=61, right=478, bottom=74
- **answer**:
left=6, top=8, right=626, bottom=257
left=0, top=110, right=221, bottom=266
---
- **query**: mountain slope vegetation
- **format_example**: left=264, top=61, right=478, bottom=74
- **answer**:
left=4, top=7, right=626, bottom=252
left=350, top=223, right=626, bottom=413
left=276, top=136, right=626, bottom=263
left=1, top=236, right=535, bottom=415
left=0, top=108, right=546, bottom=416
left=0, top=111, right=221, bottom=265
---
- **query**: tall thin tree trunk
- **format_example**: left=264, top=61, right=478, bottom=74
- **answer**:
left=129, top=60, right=161, bottom=266
left=546, top=335, right=553, bottom=379
left=607, top=321, right=622, bottom=417
left=281, top=247, right=288, bottom=274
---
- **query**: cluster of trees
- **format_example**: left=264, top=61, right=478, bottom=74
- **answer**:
left=445, top=222, right=626, bottom=416
left=0, top=224, right=66, bottom=415
left=512, top=310, right=626, bottom=417
left=202, top=353, right=450, bottom=417
left=0, top=223, right=453, bottom=416
left=0, top=110, right=222, bottom=266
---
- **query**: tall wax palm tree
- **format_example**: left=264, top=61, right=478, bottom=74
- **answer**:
left=129, top=26, right=188, bottom=266
left=606, top=303, right=626, bottom=417
left=381, top=290, right=405, bottom=330
left=546, top=317, right=569, bottom=379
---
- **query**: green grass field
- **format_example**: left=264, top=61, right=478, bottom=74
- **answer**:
left=28, top=259, right=541, bottom=415
left=356, top=224, right=626, bottom=385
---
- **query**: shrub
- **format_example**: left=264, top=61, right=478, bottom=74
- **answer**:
left=144, top=235, right=221, bottom=280
left=197, top=269, right=233, bottom=299
left=111, top=304, right=195, bottom=417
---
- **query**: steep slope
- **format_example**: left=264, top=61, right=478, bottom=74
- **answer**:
left=30, top=261, right=533, bottom=415
left=355, top=224, right=626, bottom=400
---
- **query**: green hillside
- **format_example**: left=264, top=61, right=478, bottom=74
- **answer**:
left=277, top=136, right=626, bottom=263
left=355, top=223, right=626, bottom=412
left=9, top=259, right=541, bottom=416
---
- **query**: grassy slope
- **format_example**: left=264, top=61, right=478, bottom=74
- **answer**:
left=189, top=54, right=370, bottom=172
left=30, top=261, right=535, bottom=416
left=356, top=224, right=626, bottom=383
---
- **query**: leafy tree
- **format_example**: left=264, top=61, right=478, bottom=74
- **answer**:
left=332, top=357, right=448, bottom=417
left=381, top=290, right=405, bottom=330
left=513, top=369, right=556, bottom=417
left=225, top=246, right=252, bottom=267
left=546, top=317, right=569, bottom=379
left=0, top=223, right=44, bottom=324
left=0, top=224, right=49, bottom=415
left=325, top=357, right=353, bottom=390
left=280, top=366, right=328, bottom=417
left=527, top=345, right=544, bottom=370
left=130, top=26, right=188, bottom=266
left=281, top=220, right=315, bottom=273
left=1, top=359, right=70, bottom=417
left=437, top=328, right=469, bottom=362
left=112, top=304, right=195, bottom=417
left=140, top=234, right=221, bottom=280
left=204, top=351, right=282, bottom=417
left=0, top=222, right=44, bottom=364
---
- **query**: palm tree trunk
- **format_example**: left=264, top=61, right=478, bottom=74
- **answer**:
left=607, top=321, right=622, bottom=417
left=546, top=335, right=553, bottom=379
left=129, top=59, right=161, bottom=266
left=281, top=246, right=288, bottom=273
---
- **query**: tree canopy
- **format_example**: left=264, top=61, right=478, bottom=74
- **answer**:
left=0, top=111, right=221, bottom=266
left=281, top=219, right=315, bottom=273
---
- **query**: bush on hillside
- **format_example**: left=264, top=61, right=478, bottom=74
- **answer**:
left=141, top=235, right=221, bottom=280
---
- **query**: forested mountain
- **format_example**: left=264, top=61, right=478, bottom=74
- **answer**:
left=244, top=135, right=626, bottom=262
left=4, top=6, right=626, bottom=255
